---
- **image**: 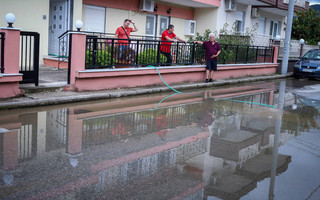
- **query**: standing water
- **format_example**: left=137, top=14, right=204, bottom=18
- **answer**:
left=0, top=78, right=319, bottom=200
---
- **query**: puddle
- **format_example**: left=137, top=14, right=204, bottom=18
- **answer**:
left=0, top=78, right=319, bottom=200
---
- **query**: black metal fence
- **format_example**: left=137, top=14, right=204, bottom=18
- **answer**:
left=58, top=30, right=161, bottom=68
left=85, top=37, right=275, bottom=69
left=0, top=32, right=4, bottom=73
left=19, top=31, right=40, bottom=86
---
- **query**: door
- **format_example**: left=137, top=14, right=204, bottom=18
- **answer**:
left=49, top=0, right=67, bottom=55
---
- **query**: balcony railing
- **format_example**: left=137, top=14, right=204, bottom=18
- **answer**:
left=85, top=37, right=274, bottom=69
left=58, top=30, right=161, bottom=68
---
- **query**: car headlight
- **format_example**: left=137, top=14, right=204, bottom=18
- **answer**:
left=294, top=64, right=300, bottom=68
left=317, top=66, right=320, bottom=70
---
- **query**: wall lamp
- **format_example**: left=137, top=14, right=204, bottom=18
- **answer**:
left=167, top=8, right=171, bottom=15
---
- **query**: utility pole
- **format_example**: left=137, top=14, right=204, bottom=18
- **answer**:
left=281, top=0, right=295, bottom=75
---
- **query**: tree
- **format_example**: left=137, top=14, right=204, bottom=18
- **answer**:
left=292, top=8, right=320, bottom=45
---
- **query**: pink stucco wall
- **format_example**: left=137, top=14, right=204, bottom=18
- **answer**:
left=0, top=75, right=22, bottom=98
left=194, top=0, right=221, bottom=7
left=1, top=29, right=20, bottom=74
left=69, top=33, right=86, bottom=85
left=0, top=28, right=22, bottom=99
left=72, top=64, right=277, bottom=91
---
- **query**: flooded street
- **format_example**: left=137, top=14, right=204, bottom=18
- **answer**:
left=0, top=78, right=319, bottom=200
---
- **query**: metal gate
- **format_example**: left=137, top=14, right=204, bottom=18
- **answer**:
left=19, top=31, right=40, bottom=86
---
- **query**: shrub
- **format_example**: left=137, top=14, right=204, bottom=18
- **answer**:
left=86, top=50, right=117, bottom=68
left=137, top=49, right=167, bottom=66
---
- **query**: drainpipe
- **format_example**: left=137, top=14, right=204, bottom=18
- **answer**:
left=281, top=0, right=295, bottom=75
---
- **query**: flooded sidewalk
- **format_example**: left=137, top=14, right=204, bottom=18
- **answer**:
left=1, top=69, right=290, bottom=110
left=0, top=79, right=319, bottom=200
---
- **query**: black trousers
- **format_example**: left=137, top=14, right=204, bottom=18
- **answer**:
left=160, top=51, right=172, bottom=66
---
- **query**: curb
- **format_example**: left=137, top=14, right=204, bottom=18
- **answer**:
left=0, top=74, right=291, bottom=110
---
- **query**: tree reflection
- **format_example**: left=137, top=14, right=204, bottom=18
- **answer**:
left=282, top=95, right=320, bottom=136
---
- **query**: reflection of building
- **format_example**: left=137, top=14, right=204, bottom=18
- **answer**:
left=46, top=109, right=67, bottom=151
left=182, top=108, right=292, bottom=200
left=1, top=83, right=298, bottom=199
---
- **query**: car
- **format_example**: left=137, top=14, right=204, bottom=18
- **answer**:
left=293, top=49, right=320, bottom=79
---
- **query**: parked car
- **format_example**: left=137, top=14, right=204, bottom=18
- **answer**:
left=293, top=49, right=320, bottom=78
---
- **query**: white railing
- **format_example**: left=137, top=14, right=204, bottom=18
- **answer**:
left=278, top=39, right=319, bottom=58
left=252, top=34, right=271, bottom=46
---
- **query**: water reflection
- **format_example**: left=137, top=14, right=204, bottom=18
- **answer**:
left=0, top=80, right=319, bottom=199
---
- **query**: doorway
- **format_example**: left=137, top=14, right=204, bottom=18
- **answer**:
left=48, top=0, right=70, bottom=55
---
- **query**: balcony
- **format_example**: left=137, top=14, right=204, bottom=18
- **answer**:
left=157, top=0, right=221, bottom=8
left=237, top=0, right=309, bottom=16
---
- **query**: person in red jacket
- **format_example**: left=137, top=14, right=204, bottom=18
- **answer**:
left=160, top=24, right=186, bottom=66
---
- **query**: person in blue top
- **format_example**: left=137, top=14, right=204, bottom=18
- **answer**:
left=194, top=33, right=221, bottom=83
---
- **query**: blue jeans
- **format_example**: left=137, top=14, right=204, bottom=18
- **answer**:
left=119, top=45, right=128, bottom=59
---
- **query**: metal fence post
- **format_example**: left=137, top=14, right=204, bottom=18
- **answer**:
left=67, top=33, right=72, bottom=84
left=157, top=41, right=161, bottom=66
left=235, top=45, right=239, bottom=64
left=92, top=36, right=97, bottom=66
left=175, top=42, right=179, bottom=65
left=0, top=32, right=4, bottom=73
left=191, top=43, right=195, bottom=65
left=246, top=45, right=249, bottom=63
left=110, top=39, right=114, bottom=68
left=136, top=40, right=140, bottom=68
left=33, top=33, right=40, bottom=86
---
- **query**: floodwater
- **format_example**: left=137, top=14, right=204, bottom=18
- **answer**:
left=0, top=78, right=319, bottom=200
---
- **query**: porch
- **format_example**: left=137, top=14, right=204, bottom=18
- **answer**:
left=64, top=31, right=278, bottom=91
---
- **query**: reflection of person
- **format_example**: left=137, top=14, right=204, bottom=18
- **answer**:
left=115, top=19, right=138, bottom=59
left=160, top=24, right=186, bottom=66
left=194, top=33, right=221, bottom=83
left=198, top=99, right=215, bottom=130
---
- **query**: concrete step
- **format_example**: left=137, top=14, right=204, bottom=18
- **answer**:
left=19, top=82, right=68, bottom=93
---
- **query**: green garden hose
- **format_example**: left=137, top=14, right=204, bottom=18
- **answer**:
left=147, top=65, right=275, bottom=109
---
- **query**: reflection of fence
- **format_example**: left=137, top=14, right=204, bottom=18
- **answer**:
left=82, top=104, right=200, bottom=145
left=85, top=36, right=275, bottom=69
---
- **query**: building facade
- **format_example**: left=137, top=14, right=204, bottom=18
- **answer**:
left=0, top=0, right=308, bottom=63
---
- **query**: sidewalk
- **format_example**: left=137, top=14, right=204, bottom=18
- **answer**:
left=0, top=65, right=292, bottom=110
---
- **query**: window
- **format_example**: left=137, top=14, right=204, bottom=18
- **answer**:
left=159, top=16, right=169, bottom=36
left=146, top=14, right=156, bottom=37
left=269, top=21, right=281, bottom=38
left=84, top=5, right=106, bottom=32
left=235, top=11, right=245, bottom=33
left=258, top=17, right=266, bottom=35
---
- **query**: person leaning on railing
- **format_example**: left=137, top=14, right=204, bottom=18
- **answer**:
left=194, top=33, right=221, bottom=83
left=115, top=19, right=138, bottom=61
left=160, top=24, right=186, bottom=66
